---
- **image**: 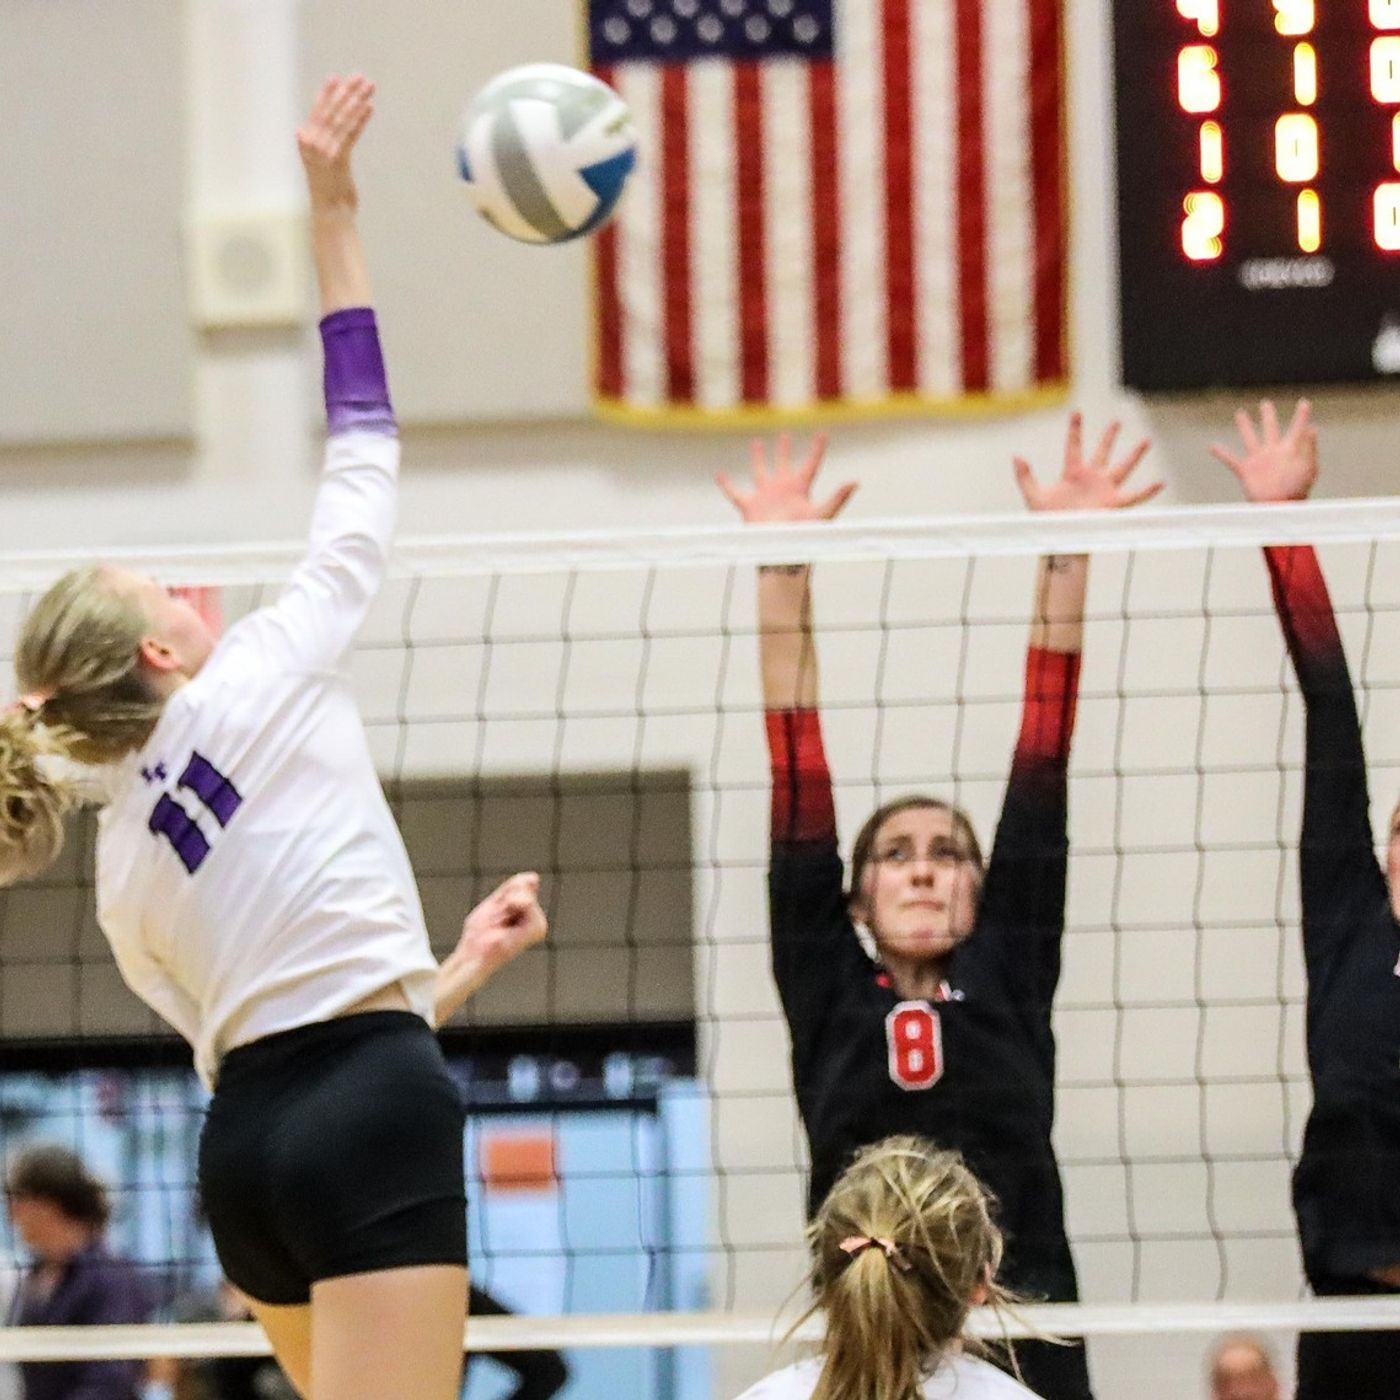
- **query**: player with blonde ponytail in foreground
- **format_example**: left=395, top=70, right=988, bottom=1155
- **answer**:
left=735, top=1136, right=1036, bottom=1400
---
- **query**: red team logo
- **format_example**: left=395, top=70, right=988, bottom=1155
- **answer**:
left=885, top=1001, right=944, bottom=1091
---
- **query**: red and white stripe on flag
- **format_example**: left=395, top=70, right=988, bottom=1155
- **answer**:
left=590, top=0, right=1066, bottom=426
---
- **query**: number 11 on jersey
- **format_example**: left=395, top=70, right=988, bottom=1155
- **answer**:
left=148, top=752, right=243, bottom=874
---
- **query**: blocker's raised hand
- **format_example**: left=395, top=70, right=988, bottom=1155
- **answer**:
left=1210, top=398, right=1317, bottom=504
left=717, top=433, right=857, bottom=525
left=1014, top=413, right=1161, bottom=513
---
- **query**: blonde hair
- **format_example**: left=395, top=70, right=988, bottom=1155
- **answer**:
left=799, top=1136, right=1013, bottom=1400
left=0, top=567, right=164, bottom=885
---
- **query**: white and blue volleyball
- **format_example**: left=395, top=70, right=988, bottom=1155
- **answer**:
left=457, top=64, right=637, bottom=245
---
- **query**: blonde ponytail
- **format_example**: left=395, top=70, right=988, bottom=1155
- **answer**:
left=800, top=1136, right=1013, bottom=1400
left=0, top=707, right=81, bottom=884
left=0, top=566, right=165, bottom=884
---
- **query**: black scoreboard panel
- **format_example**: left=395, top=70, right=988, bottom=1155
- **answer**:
left=1115, top=1, right=1400, bottom=391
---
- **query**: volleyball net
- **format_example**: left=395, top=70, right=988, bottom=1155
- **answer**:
left=4, top=499, right=1400, bottom=1392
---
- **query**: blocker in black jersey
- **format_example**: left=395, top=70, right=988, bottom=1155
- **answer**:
left=1265, top=544, right=1400, bottom=1400
left=767, top=646, right=1090, bottom=1400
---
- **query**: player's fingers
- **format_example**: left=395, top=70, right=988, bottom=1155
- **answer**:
left=1012, top=456, right=1041, bottom=509
left=1260, top=398, right=1280, bottom=444
left=1091, top=420, right=1122, bottom=472
left=817, top=480, right=858, bottom=520
left=1208, top=444, right=1244, bottom=477
left=1118, top=480, right=1165, bottom=509
left=798, top=432, right=830, bottom=490
left=749, top=439, right=770, bottom=486
left=1062, top=412, right=1083, bottom=474
left=1286, top=397, right=1312, bottom=445
left=1302, top=426, right=1320, bottom=474
left=1234, top=410, right=1260, bottom=454
left=323, top=80, right=374, bottom=149
left=715, top=473, right=747, bottom=513
left=774, top=431, right=793, bottom=477
left=1109, top=438, right=1151, bottom=485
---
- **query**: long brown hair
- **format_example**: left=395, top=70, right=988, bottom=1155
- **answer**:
left=797, top=1136, right=1013, bottom=1400
left=0, top=567, right=164, bottom=885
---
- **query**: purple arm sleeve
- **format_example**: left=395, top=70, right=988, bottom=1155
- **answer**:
left=320, top=306, right=395, bottom=435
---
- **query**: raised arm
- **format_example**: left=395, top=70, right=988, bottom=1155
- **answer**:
left=982, top=416, right=1159, bottom=1017
left=718, top=438, right=860, bottom=1047
left=238, top=76, right=399, bottom=675
left=1014, top=413, right=1159, bottom=655
left=1211, top=402, right=1385, bottom=940
left=717, top=435, right=856, bottom=847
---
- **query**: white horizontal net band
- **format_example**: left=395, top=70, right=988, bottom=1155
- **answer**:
left=5, top=1297, right=1400, bottom=1361
left=0, top=497, right=1399, bottom=588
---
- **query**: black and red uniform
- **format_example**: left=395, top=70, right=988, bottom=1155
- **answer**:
left=1266, top=545, right=1400, bottom=1400
left=767, top=645, right=1091, bottom=1400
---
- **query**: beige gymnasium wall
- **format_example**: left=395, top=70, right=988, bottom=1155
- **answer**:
left=5, top=3, right=1400, bottom=1397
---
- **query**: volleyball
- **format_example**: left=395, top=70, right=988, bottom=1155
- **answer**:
left=456, top=64, right=637, bottom=245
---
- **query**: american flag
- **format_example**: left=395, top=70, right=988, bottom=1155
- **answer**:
left=589, top=0, right=1066, bottom=423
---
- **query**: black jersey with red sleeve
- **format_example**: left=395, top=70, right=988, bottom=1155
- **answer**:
left=766, top=646, right=1083, bottom=1307
left=1266, top=545, right=1400, bottom=1287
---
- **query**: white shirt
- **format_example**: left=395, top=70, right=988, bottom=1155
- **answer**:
left=95, top=429, right=438, bottom=1088
left=733, top=1352, right=1040, bottom=1400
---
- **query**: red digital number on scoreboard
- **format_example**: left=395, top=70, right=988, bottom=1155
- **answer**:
left=1173, top=1, right=1400, bottom=258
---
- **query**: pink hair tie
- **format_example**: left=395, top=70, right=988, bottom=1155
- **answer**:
left=839, top=1235, right=911, bottom=1271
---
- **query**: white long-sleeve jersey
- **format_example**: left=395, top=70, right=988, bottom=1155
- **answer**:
left=95, top=429, right=437, bottom=1088
left=732, top=1354, right=1039, bottom=1400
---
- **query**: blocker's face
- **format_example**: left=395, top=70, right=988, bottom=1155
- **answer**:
left=854, top=806, right=980, bottom=967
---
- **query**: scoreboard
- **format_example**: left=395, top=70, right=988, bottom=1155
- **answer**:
left=1115, top=1, right=1400, bottom=390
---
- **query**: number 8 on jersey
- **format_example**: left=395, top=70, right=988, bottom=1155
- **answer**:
left=886, top=1001, right=944, bottom=1091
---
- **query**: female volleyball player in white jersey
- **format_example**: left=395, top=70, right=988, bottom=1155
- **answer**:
left=0, top=76, right=546, bottom=1400
left=734, top=1135, right=1034, bottom=1400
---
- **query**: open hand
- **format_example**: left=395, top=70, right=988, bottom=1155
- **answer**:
left=1209, top=399, right=1317, bottom=503
left=1014, top=413, right=1160, bottom=513
left=716, top=433, right=857, bottom=524
left=297, top=74, right=375, bottom=213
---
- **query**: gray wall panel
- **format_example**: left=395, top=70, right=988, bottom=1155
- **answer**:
left=0, top=0, right=193, bottom=445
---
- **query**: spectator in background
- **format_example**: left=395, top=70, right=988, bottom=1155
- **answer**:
left=3, top=1145, right=152, bottom=1400
left=1207, top=1334, right=1282, bottom=1400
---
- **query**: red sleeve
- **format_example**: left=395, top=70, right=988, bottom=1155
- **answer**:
left=975, top=645, right=1080, bottom=1033
left=766, top=708, right=838, bottom=846
left=1263, top=545, right=1385, bottom=958
left=1264, top=545, right=1346, bottom=684
left=1015, top=645, right=1081, bottom=765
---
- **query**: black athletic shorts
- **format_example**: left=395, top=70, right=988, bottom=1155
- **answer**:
left=199, top=1010, right=467, bottom=1306
left=1295, top=1274, right=1400, bottom=1400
